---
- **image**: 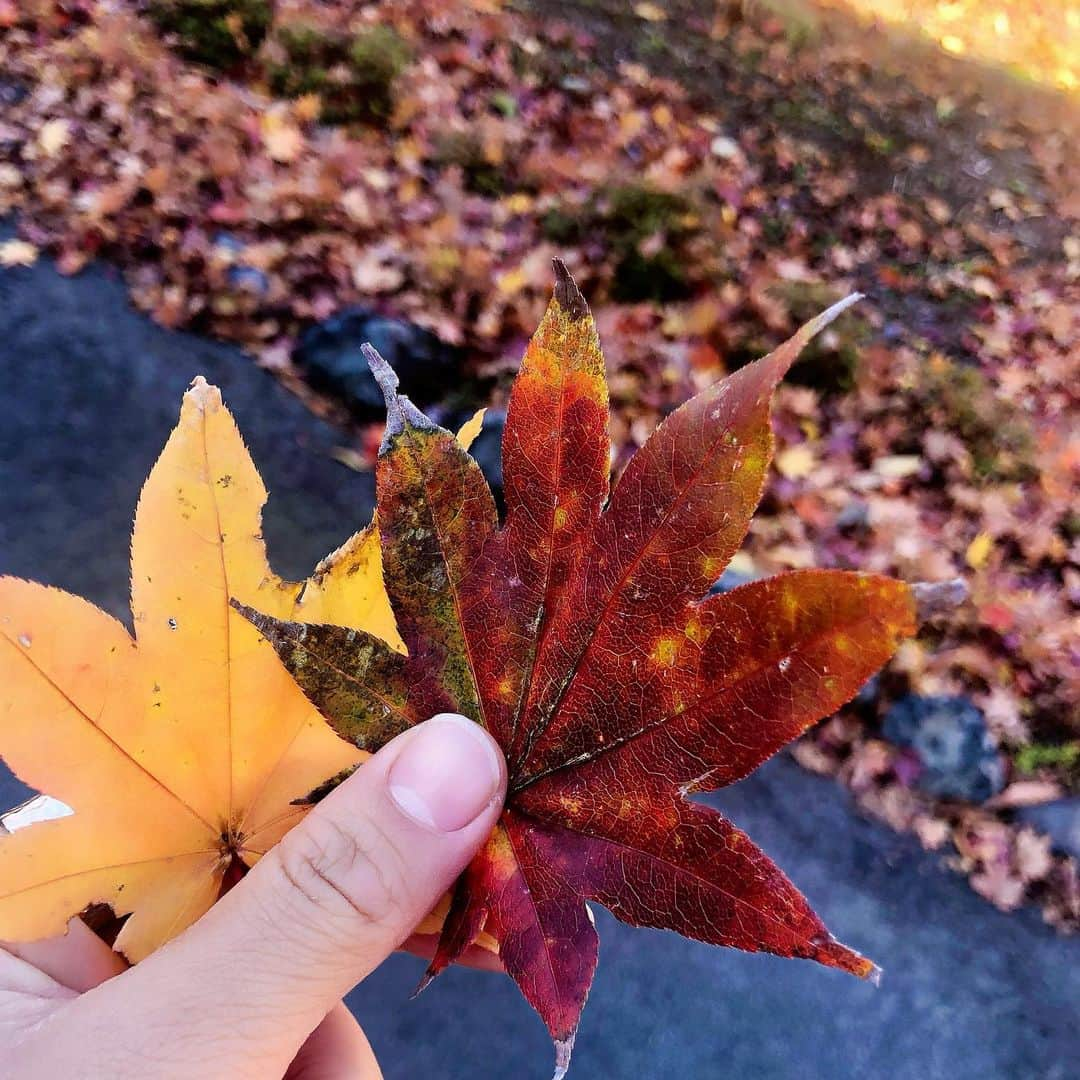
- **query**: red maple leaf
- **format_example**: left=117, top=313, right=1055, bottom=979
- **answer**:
left=240, top=263, right=919, bottom=1076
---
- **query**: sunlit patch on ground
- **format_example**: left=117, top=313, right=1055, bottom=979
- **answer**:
left=829, top=0, right=1079, bottom=93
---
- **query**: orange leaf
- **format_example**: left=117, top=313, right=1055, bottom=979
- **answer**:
left=0, top=379, right=400, bottom=960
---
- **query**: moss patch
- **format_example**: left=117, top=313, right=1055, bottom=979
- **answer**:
left=543, top=183, right=700, bottom=303
left=148, top=0, right=272, bottom=70
left=1015, top=741, right=1080, bottom=774
left=432, top=132, right=507, bottom=197
left=767, top=281, right=871, bottom=395
left=914, top=354, right=1036, bottom=481
left=268, top=22, right=410, bottom=124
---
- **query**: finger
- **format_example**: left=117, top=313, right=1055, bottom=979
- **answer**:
left=285, top=1004, right=381, bottom=1080
left=0, top=922, right=114, bottom=1052
left=0, top=946, right=75, bottom=1001
left=53, top=714, right=505, bottom=1079
left=2, top=918, right=127, bottom=993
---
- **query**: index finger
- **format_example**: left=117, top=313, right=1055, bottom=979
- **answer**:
left=3, top=916, right=127, bottom=992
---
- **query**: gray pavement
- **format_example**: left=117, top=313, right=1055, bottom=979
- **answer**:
left=0, top=245, right=1075, bottom=1079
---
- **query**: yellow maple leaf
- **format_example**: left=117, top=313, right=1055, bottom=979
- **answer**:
left=0, top=378, right=400, bottom=960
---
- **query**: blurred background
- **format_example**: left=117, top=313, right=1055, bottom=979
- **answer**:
left=0, top=2, right=1076, bottom=1077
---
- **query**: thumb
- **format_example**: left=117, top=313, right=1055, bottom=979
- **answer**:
left=68, top=714, right=505, bottom=1078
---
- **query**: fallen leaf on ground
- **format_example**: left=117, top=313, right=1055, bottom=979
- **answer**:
left=874, top=454, right=923, bottom=479
left=776, top=443, right=817, bottom=479
left=36, top=118, right=69, bottom=156
left=634, top=2, right=668, bottom=21
left=966, top=531, right=994, bottom=569
left=261, top=109, right=304, bottom=164
left=0, top=239, right=38, bottom=267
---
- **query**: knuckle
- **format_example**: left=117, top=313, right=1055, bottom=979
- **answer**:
left=273, top=814, right=398, bottom=932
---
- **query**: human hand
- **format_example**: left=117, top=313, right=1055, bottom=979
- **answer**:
left=0, top=713, right=507, bottom=1079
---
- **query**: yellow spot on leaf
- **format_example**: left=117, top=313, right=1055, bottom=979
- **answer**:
left=651, top=636, right=681, bottom=668
left=684, top=614, right=708, bottom=646
left=780, top=586, right=800, bottom=623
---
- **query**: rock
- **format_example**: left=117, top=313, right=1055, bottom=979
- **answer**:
left=883, top=695, right=1006, bottom=802
left=0, top=78, right=28, bottom=108
left=226, top=264, right=269, bottom=295
left=1016, top=799, right=1080, bottom=861
left=212, top=231, right=246, bottom=256
left=212, top=233, right=269, bottom=296
left=836, top=500, right=870, bottom=531
left=293, top=309, right=462, bottom=418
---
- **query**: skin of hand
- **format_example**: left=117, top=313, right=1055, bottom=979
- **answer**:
left=0, top=713, right=507, bottom=1080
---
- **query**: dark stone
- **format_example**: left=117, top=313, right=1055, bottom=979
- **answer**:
left=212, top=231, right=246, bottom=255
left=0, top=79, right=29, bottom=109
left=294, top=309, right=462, bottom=419
left=836, top=500, right=870, bottom=531
left=226, top=264, right=269, bottom=295
left=883, top=695, right=1006, bottom=802
left=1016, top=799, right=1080, bottom=860
left=212, top=233, right=270, bottom=296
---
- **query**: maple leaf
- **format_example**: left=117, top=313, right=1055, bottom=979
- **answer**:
left=240, top=264, right=920, bottom=1077
left=0, top=378, right=402, bottom=961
